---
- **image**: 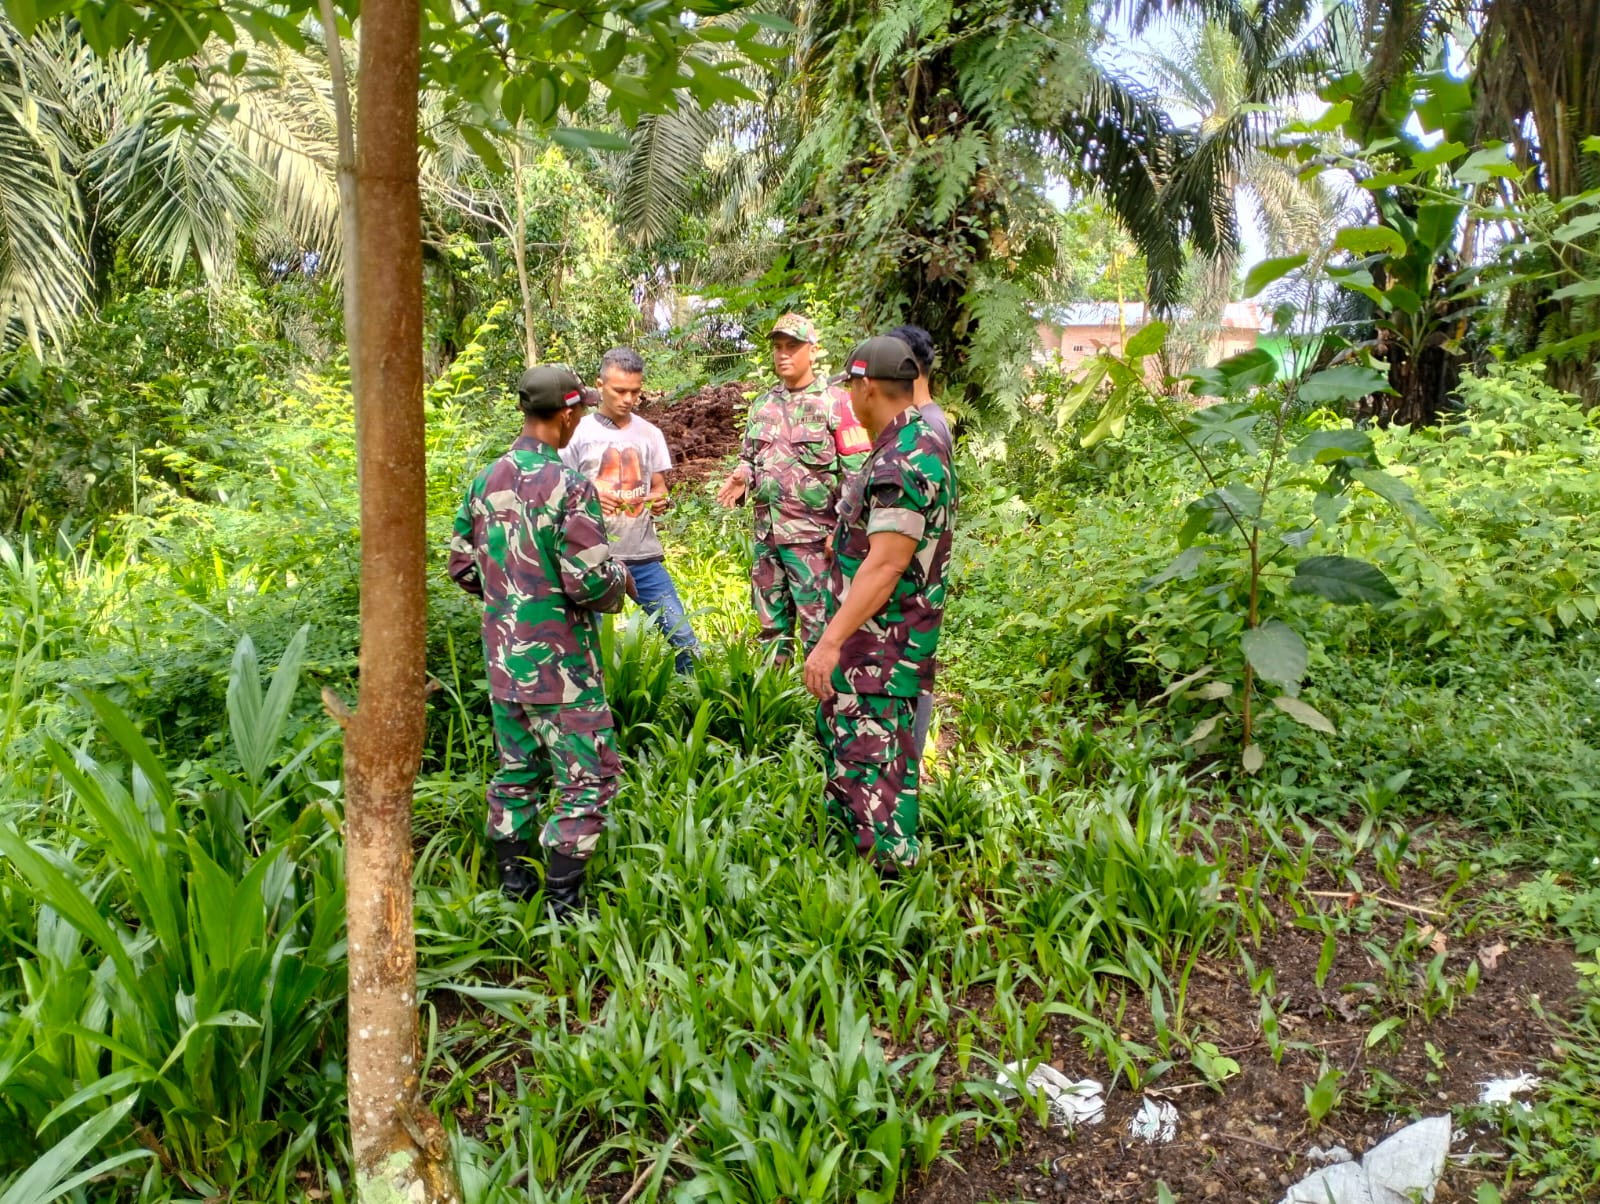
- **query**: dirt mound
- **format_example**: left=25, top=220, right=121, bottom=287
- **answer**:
left=639, top=382, right=752, bottom=485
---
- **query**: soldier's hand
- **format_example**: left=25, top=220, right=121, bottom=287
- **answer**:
left=823, top=532, right=835, bottom=561
left=623, top=567, right=638, bottom=601
left=715, top=474, right=746, bottom=507
left=803, top=639, right=840, bottom=700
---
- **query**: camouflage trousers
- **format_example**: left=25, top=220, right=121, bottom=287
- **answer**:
left=751, top=538, right=830, bottom=660
left=815, top=692, right=921, bottom=869
left=487, top=700, right=620, bottom=860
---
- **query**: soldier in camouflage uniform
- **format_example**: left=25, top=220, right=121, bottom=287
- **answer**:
left=716, top=313, right=870, bottom=661
left=448, top=364, right=634, bottom=915
left=803, top=336, right=956, bottom=875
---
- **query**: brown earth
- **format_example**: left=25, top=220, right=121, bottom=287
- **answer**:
left=903, top=856, right=1577, bottom=1204
left=638, top=383, right=753, bottom=485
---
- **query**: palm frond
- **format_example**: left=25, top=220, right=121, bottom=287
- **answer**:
left=88, top=95, right=263, bottom=284
left=0, top=24, right=90, bottom=351
left=226, top=40, right=343, bottom=268
left=617, top=105, right=714, bottom=246
left=1052, top=72, right=1194, bottom=309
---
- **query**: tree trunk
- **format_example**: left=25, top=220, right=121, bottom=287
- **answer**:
left=345, top=0, right=461, bottom=1199
left=509, top=141, right=540, bottom=368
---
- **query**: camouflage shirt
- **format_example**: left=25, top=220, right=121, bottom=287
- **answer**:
left=736, top=376, right=870, bottom=545
left=828, top=407, right=957, bottom=697
left=448, top=435, right=628, bottom=707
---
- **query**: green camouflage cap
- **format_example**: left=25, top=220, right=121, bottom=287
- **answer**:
left=517, top=364, right=590, bottom=414
left=769, top=312, right=819, bottom=344
left=843, top=336, right=919, bottom=381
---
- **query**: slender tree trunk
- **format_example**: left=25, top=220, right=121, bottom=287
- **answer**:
left=508, top=141, right=540, bottom=368
left=344, top=0, right=461, bottom=1199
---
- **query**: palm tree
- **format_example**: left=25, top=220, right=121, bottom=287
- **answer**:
left=0, top=16, right=345, bottom=354
left=1145, top=10, right=1341, bottom=370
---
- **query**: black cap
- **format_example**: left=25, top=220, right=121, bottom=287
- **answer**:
left=516, top=365, right=589, bottom=414
left=842, top=336, right=919, bottom=382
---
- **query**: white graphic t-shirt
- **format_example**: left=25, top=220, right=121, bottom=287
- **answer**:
left=561, top=412, right=673, bottom=562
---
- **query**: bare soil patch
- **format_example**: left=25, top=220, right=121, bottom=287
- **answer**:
left=907, top=899, right=1576, bottom=1204
left=639, top=383, right=752, bottom=485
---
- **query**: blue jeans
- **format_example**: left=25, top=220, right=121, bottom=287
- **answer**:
left=626, top=559, right=700, bottom=673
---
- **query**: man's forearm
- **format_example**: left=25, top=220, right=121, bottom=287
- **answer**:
left=816, top=556, right=901, bottom=650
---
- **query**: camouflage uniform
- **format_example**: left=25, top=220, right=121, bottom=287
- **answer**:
left=818, top=407, right=956, bottom=869
left=448, top=435, right=628, bottom=859
left=734, top=376, right=870, bottom=655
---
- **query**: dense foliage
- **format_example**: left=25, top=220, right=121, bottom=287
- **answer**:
left=2, top=0, right=1600, bottom=1200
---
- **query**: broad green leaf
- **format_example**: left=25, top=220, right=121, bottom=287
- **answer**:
left=1411, top=141, right=1466, bottom=170
left=1303, top=100, right=1352, bottom=133
left=1242, top=743, right=1265, bottom=774
left=1288, top=428, right=1375, bottom=465
left=1312, top=491, right=1349, bottom=528
left=1384, top=285, right=1422, bottom=315
left=1194, top=681, right=1233, bottom=701
left=1552, top=211, right=1600, bottom=242
left=1055, top=358, right=1108, bottom=428
left=1271, top=695, right=1336, bottom=734
left=1241, top=621, right=1308, bottom=690
left=1351, top=467, right=1441, bottom=529
left=1550, top=278, right=1600, bottom=301
left=1124, top=320, right=1167, bottom=359
left=532, top=75, right=560, bottom=125
left=1333, top=226, right=1407, bottom=257
left=1329, top=266, right=1392, bottom=309
left=1416, top=72, right=1473, bottom=134
left=1291, top=555, right=1400, bottom=606
left=1243, top=254, right=1307, bottom=298
left=1149, top=664, right=1213, bottom=705
left=1456, top=145, right=1522, bottom=184
left=1361, top=166, right=1423, bottom=189
left=748, top=11, right=799, bottom=32
left=1414, top=202, right=1464, bottom=254
left=6, top=0, right=41, bottom=36
left=1182, top=713, right=1222, bottom=746
left=1187, top=348, right=1279, bottom=397
left=1212, top=484, right=1263, bottom=524
left=458, top=124, right=506, bottom=175
left=1188, top=406, right=1263, bottom=455
left=1365, top=1016, right=1405, bottom=1048
left=1298, top=364, right=1393, bottom=404
left=1080, top=386, right=1131, bottom=448
left=550, top=127, right=631, bottom=153
left=1142, top=546, right=1206, bottom=589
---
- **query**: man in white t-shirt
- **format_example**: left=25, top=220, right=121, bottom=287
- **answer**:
left=561, top=347, right=700, bottom=672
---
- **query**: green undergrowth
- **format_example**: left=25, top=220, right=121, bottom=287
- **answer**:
left=1, top=360, right=1598, bottom=1199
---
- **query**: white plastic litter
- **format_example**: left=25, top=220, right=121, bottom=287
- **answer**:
left=1126, top=1097, right=1179, bottom=1144
left=1478, top=1073, right=1541, bottom=1105
left=1306, top=1144, right=1355, bottom=1165
left=1279, top=1116, right=1451, bottom=1204
left=997, top=1063, right=1106, bottom=1129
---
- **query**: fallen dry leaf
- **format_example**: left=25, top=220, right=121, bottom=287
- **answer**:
left=1478, top=941, right=1509, bottom=972
left=1417, top=924, right=1448, bottom=956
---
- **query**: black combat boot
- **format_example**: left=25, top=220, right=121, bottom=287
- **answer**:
left=493, top=837, right=539, bottom=902
left=544, top=850, right=588, bottom=921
